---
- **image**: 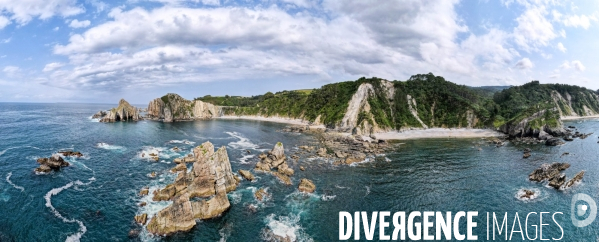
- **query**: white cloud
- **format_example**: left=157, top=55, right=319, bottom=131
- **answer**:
left=1, top=38, right=10, bottom=44
left=43, top=62, right=65, bottom=72
left=69, top=19, right=91, bottom=28
left=54, top=27, right=60, bottom=31
left=560, top=13, right=599, bottom=29
left=513, top=6, right=557, bottom=52
left=0, top=0, right=84, bottom=26
left=0, top=15, right=10, bottom=29
left=560, top=60, right=585, bottom=71
left=514, top=58, right=534, bottom=69
left=557, top=42, right=566, bottom=52
left=3, top=66, right=21, bottom=78
left=3, top=66, right=20, bottom=73
left=45, top=2, right=527, bottom=92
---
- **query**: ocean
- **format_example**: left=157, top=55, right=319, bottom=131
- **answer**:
left=0, top=103, right=598, bottom=241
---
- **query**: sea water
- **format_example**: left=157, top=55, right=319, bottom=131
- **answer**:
left=0, top=103, right=598, bottom=241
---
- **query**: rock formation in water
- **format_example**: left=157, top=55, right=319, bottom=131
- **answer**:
left=529, top=163, right=584, bottom=189
left=238, top=169, right=255, bottom=181
left=255, top=142, right=294, bottom=185
left=34, top=154, right=70, bottom=173
left=146, top=93, right=220, bottom=122
left=298, top=178, right=316, bottom=193
left=93, top=99, right=143, bottom=122
left=146, top=141, right=238, bottom=235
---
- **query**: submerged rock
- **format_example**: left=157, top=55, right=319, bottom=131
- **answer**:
left=298, top=178, right=316, bottom=193
left=58, top=151, right=83, bottom=157
left=255, top=187, right=269, bottom=202
left=519, top=189, right=536, bottom=199
left=545, top=138, right=565, bottom=146
left=34, top=154, right=70, bottom=173
left=146, top=141, right=238, bottom=235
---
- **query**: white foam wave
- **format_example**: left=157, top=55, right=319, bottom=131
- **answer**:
left=263, top=213, right=313, bottom=242
left=364, top=185, right=371, bottom=197
left=321, top=195, right=336, bottom=201
left=335, top=185, right=349, bottom=189
left=6, top=172, right=24, bottom=192
left=226, top=132, right=259, bottom=150
left=96, top=143, right=126, bottom=151
left=45, top=178, right=95, bottom=242
left=515, top=188, right=541, bottom=202
left=349, top=157, right=373, bottom=167
left=239, top=154, right=255, bottom=164
left=169, top=140, right=195, bottom=145
left=0, top=147, right=19, bottom=157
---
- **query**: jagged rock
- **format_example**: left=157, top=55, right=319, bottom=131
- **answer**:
left=564, top=136, right=574, bottom=141
left=174, top=158, right=183, bottom=164
left=298, top=178, right=316, bottom=193
left=184, top=156, right=195, bottom=163
left=255, top=143, right=295, bottom=181
left=316, top=148, right=327, bottom=157
left=134, top=213, right=147, bottom=225
left=545, top=138, right=565, bottom=146
left=335, top=151, right=347, bottom=158
left=139, top=187, right=149, bottom=196
left=538, top=130, right=552, bottom=140
left=298, top=146, right=314, bottom=152
left=139, top=202, right=147, bottom=207
left=146, top=142, right=237, bottom=235
left=520, top=189, right=536, bottom=199
left=561, top=152, right=570, bottom=157
left=549, top=174, right=566, bottom=189
left=529, top=163, right=570, bottom=182
left=146, top=93, right=220, bottom=122
left=564, top=171, right=585, bottom=189
left=58, top=151, right=83, bottom=157
left=35, top=154, right=70, bottom=173
left=97, top=99, right=143, bottom=122
left=172, top=147, right=180, bottom=152
left=290, top=155, right=299, bottom=160
left=92, top=110, right=106, bottom=119
left=150, top=172, right=156, bottom=178
left=262, top=228, right=293, bottom=242
left=128, top=229, right=140, bottom=238
left=272, top=172, right=292, bottom=185
left=255, top=187, right=269, bottom=201
left=299, top=166, right=305, bottom=171
left=238, top=170, right=255, bottom=181
left=171, top=163, right=187, bottom=173
left=344, top=152, right=366, bottom=165
left=523, top=153, right=531, bottom=159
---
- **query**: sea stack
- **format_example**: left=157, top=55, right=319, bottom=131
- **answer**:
left=146, top=141, right=238, bottom=235
left=93, top=99, right=143, bottom=122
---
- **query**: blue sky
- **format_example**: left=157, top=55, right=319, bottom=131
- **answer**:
left=0, top=0, right=598, bottom=103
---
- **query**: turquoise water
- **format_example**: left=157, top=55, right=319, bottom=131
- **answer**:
left=0, top=103, right=598, bottom=241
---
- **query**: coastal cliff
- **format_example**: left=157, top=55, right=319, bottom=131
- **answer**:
left=146, top=93, right=220, bottom=122
left=93, top=99, right=142, bottom=122
left=138, top=74, right=599, bottom=139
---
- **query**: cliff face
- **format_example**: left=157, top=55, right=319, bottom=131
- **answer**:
left=146, top=93, right=220, bottom=122
left=93, top=99, right=143, bottom=122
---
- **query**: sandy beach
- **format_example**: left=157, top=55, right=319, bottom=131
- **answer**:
left=561, top=115, right=599, bottom=120
left=218, top=115, right=326, bottom=129
left=374, top=128, right=505, bottom=140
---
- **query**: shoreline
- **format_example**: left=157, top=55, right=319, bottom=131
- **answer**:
left=218, top=115, right=505, bottom=140
left=374, top=128, right=505, bottom=140
left=561, top=115, right=599, bottom=121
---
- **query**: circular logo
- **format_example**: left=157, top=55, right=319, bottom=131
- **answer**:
left=571, top=193, right=597, bottom=227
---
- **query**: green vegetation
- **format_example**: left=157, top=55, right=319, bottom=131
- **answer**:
left=193, top=74, right=599, bottom=133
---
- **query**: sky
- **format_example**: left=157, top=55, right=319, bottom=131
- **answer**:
left=0, top=0, right=598, bottom=104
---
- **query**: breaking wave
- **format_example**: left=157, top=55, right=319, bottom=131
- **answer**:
left=5, top=173, right=24, bottom=192
left=44, top=178, right=95, bottom=242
